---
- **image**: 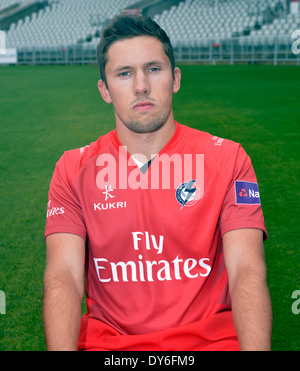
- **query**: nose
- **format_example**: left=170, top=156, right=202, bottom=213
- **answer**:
left=134, top=71, right=150, bottom=96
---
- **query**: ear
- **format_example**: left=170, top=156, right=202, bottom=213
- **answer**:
left=172, top=67, right=181, bottom=94
left=98, top=80, right=112, bottom=104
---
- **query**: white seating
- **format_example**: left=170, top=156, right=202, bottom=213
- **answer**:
left=153, top=0, right=293, bottom=46
left=4, top=0, right=299, bottom=49
left=6, top=0, right=137, bottom=48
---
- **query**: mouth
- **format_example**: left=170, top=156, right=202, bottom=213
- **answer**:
left=133, top=101, right=155, bottom=112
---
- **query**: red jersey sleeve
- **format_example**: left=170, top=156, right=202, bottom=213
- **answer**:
left=218, top=145, right=268, bottom=240
left=44, top=152, right=87, bottom=241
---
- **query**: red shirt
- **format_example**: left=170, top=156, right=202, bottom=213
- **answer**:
left=45, top=122, right=267, bottom=350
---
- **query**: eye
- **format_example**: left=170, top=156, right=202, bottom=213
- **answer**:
left=119, top=71, right=130, bottom=77
left=149, top=67, right=160, bottom=73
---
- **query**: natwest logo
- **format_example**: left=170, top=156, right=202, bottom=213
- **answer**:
left=239, top=188, right=248, bottom=197
left=235, top=181, right=261, bottom=205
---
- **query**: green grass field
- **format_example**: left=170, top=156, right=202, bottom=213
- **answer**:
left=0, top=64, right=299, bottom=351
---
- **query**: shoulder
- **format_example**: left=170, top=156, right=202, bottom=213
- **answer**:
left=179, top=122, right=242, bottom=157
left=178, top=123, right=251, bottom=180
left=53, top=130, right=114, bottom=184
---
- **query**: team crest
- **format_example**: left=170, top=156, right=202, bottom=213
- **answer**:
left=176, top=180, right=201, bottom=209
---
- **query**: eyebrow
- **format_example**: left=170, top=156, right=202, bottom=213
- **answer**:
left=112, top=61, right=165, bottom=74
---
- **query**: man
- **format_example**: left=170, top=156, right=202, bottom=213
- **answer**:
left=43, top=15, right=272, bottom=351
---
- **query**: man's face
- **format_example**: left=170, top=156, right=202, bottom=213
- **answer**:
left=98, top=36, right=181, bottom=134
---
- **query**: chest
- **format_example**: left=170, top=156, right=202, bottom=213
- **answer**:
left=76, top=153, right=226, bottom=259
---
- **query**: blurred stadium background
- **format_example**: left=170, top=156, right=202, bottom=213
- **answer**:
left=0, top=0, right=300, bottom=65
left=0, top=0, right=299, bottom=351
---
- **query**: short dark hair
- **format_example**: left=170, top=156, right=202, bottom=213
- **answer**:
left=97, top=14, right=175, bottom=87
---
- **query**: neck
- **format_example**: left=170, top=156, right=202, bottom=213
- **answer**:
left=116, top=117, right=176, bottom=164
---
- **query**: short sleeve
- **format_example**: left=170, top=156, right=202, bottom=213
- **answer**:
left=44, top=153, right=87, bottom=241
left=218, top=145, right=268, bottom=240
